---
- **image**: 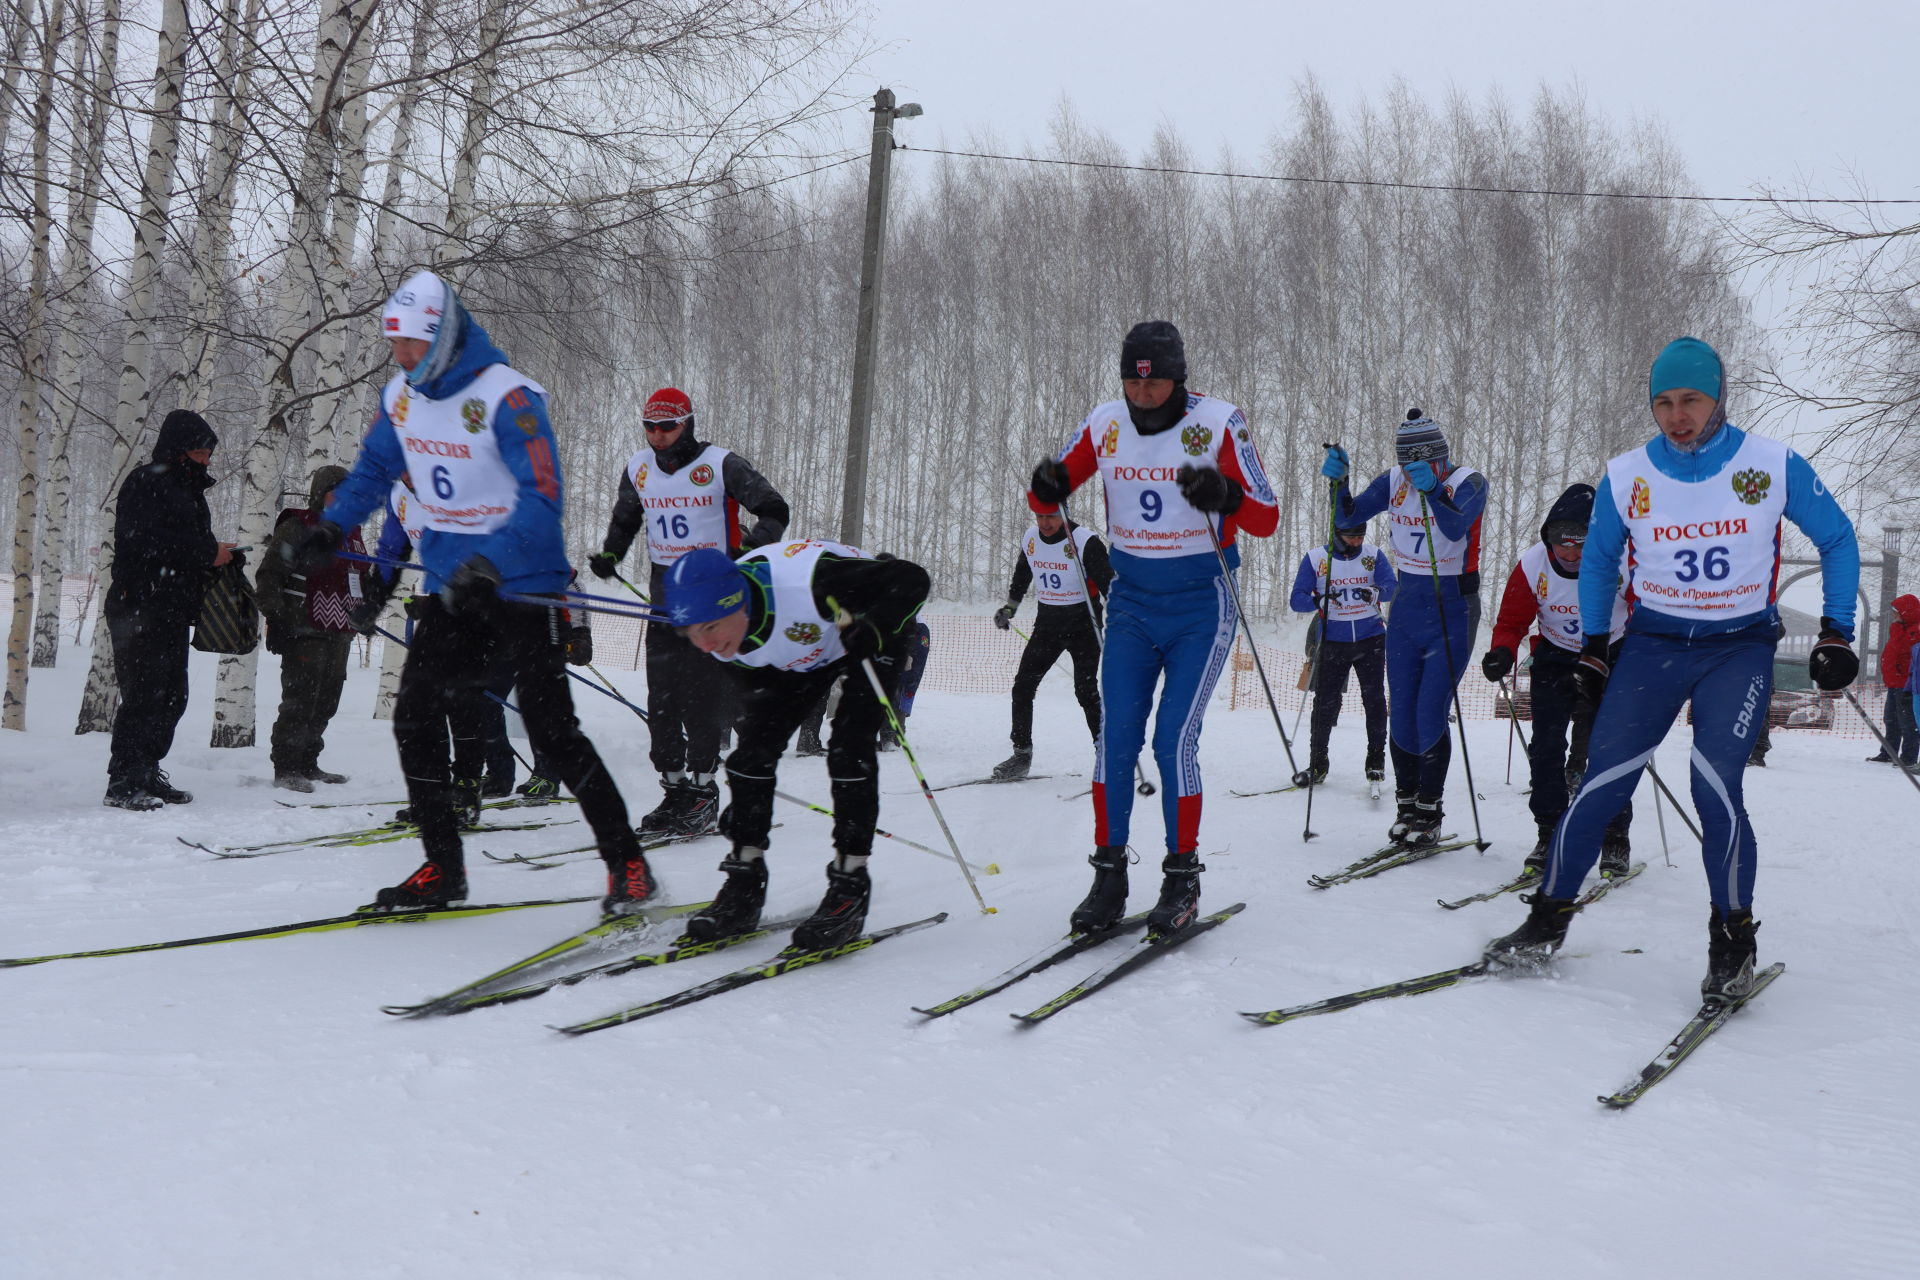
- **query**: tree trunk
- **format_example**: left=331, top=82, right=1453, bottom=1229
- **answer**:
left=369, top=0, right=433, bottom=277
left=33, top=0, right=122, bottom=669
left=74, top=0, right=188, bottom=735
left=304, top=1, right=376, bottom=469
left=181, top=0, right=260, bottom=412
left=5, top=0, right=64, bottom=729
left=438, top=0, right=509, bottom=261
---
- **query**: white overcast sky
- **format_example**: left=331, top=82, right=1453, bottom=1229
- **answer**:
left=847, top=0, right=1917, bottom=201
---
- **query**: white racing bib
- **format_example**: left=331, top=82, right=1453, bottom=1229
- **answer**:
left=728, top=539, right=863, bottom=673
left=1606, top=434, right=1789, bottom=621
left=1022, top=524, right=1097, bottom=606
left=388, top=480, right=426, bottom=545
left=1071, top=396, right=1259, bottom=559
left=1307, top=544, right=1387, bottom=623
left=1386, top=464, right=1483, bottom=576
left=1519, top=542, right=1626, bottom=651
left=383, top=365, right=545, bottom=534
left=626, top=443, right=735, bottom=567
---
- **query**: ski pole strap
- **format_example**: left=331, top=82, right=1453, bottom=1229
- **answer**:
left=340, top=549, right=421, bottom=573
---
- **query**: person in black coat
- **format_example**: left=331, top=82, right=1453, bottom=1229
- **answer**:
left=102, top=410, right=235, bottom=810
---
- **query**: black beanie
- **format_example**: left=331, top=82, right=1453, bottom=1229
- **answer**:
left=151, top=408, right=219, bottom=462
left=1120, top=320, right=1186, bottom=381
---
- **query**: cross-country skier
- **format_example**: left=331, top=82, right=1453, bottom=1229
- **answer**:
left=589, top=387, right=789, bottom=839
left=989, top=511, right=1112, bottom=780
left=1027, top=320, right=1280, bottom=935
left=1485, top=337, right=1860, bottom=1005
left=1286, top=517, right=1396, bottom=788
left=283, top=269, right=655, bottom=913
left=1321, top=410, right=1488, bottom=845
left=661, top=541, right=930, bottom=950
left=1481, top=483, right=1632, bottom=874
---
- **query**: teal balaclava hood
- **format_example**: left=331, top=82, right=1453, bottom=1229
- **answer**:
left=1648, top=336, right=1727, bottom=452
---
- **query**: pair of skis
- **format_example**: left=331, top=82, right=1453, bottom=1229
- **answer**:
left=1307, top=835, right=1478, bottom=888
left=179, top=808, right=579, bottom=858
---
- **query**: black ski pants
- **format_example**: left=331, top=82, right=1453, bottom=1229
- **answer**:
left=394, top=597, right=636, bottom=869
left=1010, top=606, right=1101, bottom=749
left=105, top=607, right=192, bottom=786
left=1529, top=646, right=1631, bottom=836
left=645, top=618, right=731, bottom=776
left=723, top=649, right=901, bottom=861
left=1308, top=634, right=1387, bottom=768
left=269, top=633, right=351, bottom=775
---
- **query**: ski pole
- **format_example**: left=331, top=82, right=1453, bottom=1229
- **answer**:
left=1497, top=677, right=1532, bottom=753
left=1843, top=689, right=1920, bottom=798
left=1649, top=763, right=1673, bottom=866
left=610, top=569, right=652, bottom=604
left=1300, top=461, right=1341, bottom=841
left=1202, top=518, right=1302, bottom=778
left=1058, top=503, right=1155, bottom=798
left=1416, top=490, right=1489, bottom=852
left=773, top=788, right=995, bottom=870
left=1642, top=762, right=1703, bottom=843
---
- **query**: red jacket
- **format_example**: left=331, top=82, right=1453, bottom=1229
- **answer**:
left=1883, top=594, right=1920, bottom=687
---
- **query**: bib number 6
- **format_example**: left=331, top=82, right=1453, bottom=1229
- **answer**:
left=431, top=464, right=455, bottom=500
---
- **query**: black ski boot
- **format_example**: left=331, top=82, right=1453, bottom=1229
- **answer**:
left=1522, top=822, right=1555, bottom=875
left=1291, top=760, right=1329, bottom=788
left=480, top=773, right=514, bottom=798
left=663, top=777, right=720, bottom=837
left=1484, top=892, right=1580, bottom=967
left=791, top=862, right=872, bottom=951
left=1701, top=907, right=1760, bottom=1005
left=1069, top=845, right=1130, bottom=934
left=1387, top=791, right=1418, bottom=842
left=1599, top=825, right=1632, bottom=878
left=1401, top=796, right=1444, bottom=846
left=145, top=769, right=193, bottom=805
left=681, top=853, right=770, bottom=942
left=103, top=778, right=163, bottom=811
left=991, top=748, right=1032, bottom=782
left=516, top=774, right=561, bottom=799
left=638, top=776, right=689, bottom=837
left=600, top=846, right=658, bottom=916
left=306, top=767, right=349, bottom=785
left=1146, top=853, right=1204, bottom=937
left=274, top=772, right=316, bottom=794
left=794, top=729, right=826, bottom=758
left=1364, top=751, right=1386, bottom=784
left=372, top=860, right=468, bottom=911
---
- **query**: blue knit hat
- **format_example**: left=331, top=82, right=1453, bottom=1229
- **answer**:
left=1649, top=336, right=1723, bottom=402
left=1396, top=408, right=1448, bottom=466
left=663, top=548, right=748, bottom=626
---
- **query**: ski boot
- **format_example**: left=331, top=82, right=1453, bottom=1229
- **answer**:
left=638, top=775, right=690, bottom=837
left=306, top=767, right=349, bottom=785
left=452, top=777, right=483, bottom=829
left=680, top=852, right=770, bottom=942
left=372, top=861, right=468, bottom=911
left=1145, top=853, right=1204, bottom=937
left=103, top=779, right=164, bottom=812
left=274, top=772, right=316, bottom=794
left=1069, top=845, right=1131, bottom=934
left=664, top=777, right=720, bottom=837
left=1364, top=752, right=1386, bottom=785
left=145, top=769, right=193, bottom=805
left=1387, top=791, right=1418, bottom=843
left=1522, top=822, right=1555, bottom=876
left=990, top=748, right=1032, bottom=782
left=480, top=773, right=514, bottom=798
left=601, top=847, right=658, bottom=916
left=878, top=724, right=900, bottom=753
left=1598, top=826, right=1632, bottom=878
left=1291, top=760, right=1329, bottom=788
left=1400, top=796, right=1444, bottom=846
left=516, top=774, right=561, bottom=799
left=794, top=729, right=827, bottom=758
left=791, top=861, right=872, bottom=951
left=1701, top=907, right=1760, bottom=1005
left=1484, top=892, right=1580, bottom=968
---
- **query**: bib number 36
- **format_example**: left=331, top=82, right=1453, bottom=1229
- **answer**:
left=1673, top=545, right=1730, bottom=582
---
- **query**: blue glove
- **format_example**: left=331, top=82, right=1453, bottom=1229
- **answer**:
left=1320, top=446, right=1349, bottom=481
left=1406, top=459, right=1439, bottom=493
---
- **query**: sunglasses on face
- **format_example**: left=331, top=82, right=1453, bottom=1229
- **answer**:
left=643, top=418, right=686, bottom=433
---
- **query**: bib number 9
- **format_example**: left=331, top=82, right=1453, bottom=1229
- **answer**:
left=1140, top=490, right=1163, bottom=523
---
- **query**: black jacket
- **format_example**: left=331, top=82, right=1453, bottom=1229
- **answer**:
left=104, top=411, right=220, bottom=624
left=601, top=428, right=790, bottom=566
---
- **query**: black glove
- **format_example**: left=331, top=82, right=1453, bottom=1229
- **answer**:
left=566, top=624, right=593, bottom=666
left=835, top=609, right=886, bottom=664
left=1481, top=647, right=1515, bottom=682
left=282, top=520, right=344, bottom=571
left=440, top=556, right=502, bottom=616
left=1808, top=617, right=1858, bottom=691
left=993, top=603, right=1016, bottom=632
left=588, top=551, right=618, bottom=580
left=1030, top=458, right=1071, bottom=506
left=346, top=599, right=382, bottom=637
left=1352, top=587, right=1372, bottom=603
left=1571, top=635, right=1612, bottom=707
left=228, top=547, right=249, bottom=572
left=1175, top=465, right=1243, bottom=515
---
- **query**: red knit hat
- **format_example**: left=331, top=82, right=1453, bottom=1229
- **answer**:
left=643, top=387, right=693, bottom=422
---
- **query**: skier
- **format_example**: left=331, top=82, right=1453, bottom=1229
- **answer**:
left=660, top=541, right=930, bottom=949
left=1867, top=593, right=1918, bottom=766
left=796, top=618, right=930, bottom=756
left=283, top=269, right=655, bottom=913
left=1485, top=336, right=1861, bottom=1005
left=1480, top=483, right=1632, bottom=874
left=255, top=465, right=367, bottom=791
left=989, top=510, right=1112, bottom=780
left=1321, top=410, right=1488, bottom=844
left=1286, top=517, right=1396, bottom=788
left=589, top=387, right=789, bottom=839
left=101, top=409, right=239, bottom=810
left=1027, top=320, right=1280, bottom=935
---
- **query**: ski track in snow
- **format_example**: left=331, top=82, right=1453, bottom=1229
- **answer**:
left=2, top=640, right=1915, bottom=1279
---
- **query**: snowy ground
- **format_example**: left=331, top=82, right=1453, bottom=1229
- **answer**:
left=4, top=639, right=1917, bottom=1280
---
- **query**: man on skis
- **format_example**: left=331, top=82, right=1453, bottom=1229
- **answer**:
left=1286, top=517, right=1396, bottom=789
left=1480, top=483, right=1632, bottom=876
left=1027, top=320, right=1280, bottom=937
left=989, top=510, right=1112, bottom=780
left=284, top=269, right=655, bottom=914
left=590, top=387, right=789, bottom=839
left=662, top=541, right=929, bottom=950
left=1322, top=411, right=1488, bottom=845
left=1485, top=337, right=1860, bottom=1006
